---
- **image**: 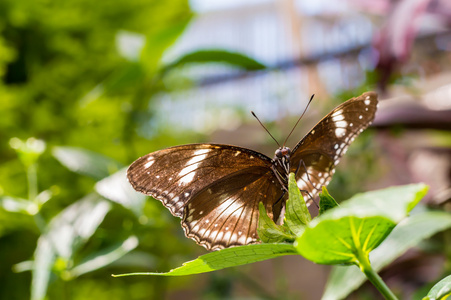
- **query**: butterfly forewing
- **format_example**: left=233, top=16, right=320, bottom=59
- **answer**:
left=290, top=92, right=378, bottom=198
left=127, top=144, right=284, bottom=250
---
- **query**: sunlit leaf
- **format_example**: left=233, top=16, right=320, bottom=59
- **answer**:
left=47, top=194, right=111, bottom=259
left=0, top=196, right=37, bottom=215
left=31, top=236, right=56, bottom=300
left=113, top=243, right=297, bottom=277
left=297, top=216, right=394, bottom=264
left=285, top=173, right=310, bottom=236
left=53, top=146, right=123, bottom=180
left=319, top=186, right=339, bottom=215
left=95, top=168, right=146, bottom=216
left=257, top=202, right=294, bottom=243
left=141, top=18, right=192, bottom=73
left=322, top=211, right=451, bottom=300
left=424, top=274, right=451, bottom=300
left=296, top=184, right=428, bottom=264
left=69, top=236, right=139, bottom=278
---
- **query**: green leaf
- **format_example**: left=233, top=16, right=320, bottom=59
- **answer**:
left=31, top=237, right=56, bottom=300
left=141, top=19, right=191, bottom=73
left=113, top=243, right=297, bottom=277
left=68, top=236, right=139, bottom=278
left=319, top=186, right=339, bottom=215
left=297, top=216, right=394, bottom=265
left=285, top=173, right=311, bottom=236
left=257, top=202, right=295, bottom=243
left=95, top=168, right=146, bottom=216
left=322, top=211, right=451, bottom=300
left=424, top=274, right=451, bottom=300
left=28, top=195, right=111, bottom=299
left=295, top=183, right=428, bottom=265
left=52, top=146, right=123, bottom=180
left=0, top=196, right=37, bottom=215
left=101, top=63, right=145, bottom=95
left=335, top=183, right=428, bottom=222
left=160, top=49, right=267, bottom=76
left=47, top=194, right=111, bottom=259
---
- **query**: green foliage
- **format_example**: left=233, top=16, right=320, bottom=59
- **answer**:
left=257, top=202, right=295, bottom=243
left=160, top=49, right=267, bottom=76
left=257, top=173, right=311, bottom=242
left=0, top=0, right=273, bottom=299
left=318, top=185, right=339, bottom=215
left=285, top=173, right=311, bottom=234
left=324, top=211, right=451, bottom=299
left=52, top=146, right=124, bottom=180
left=114, top=243, right=298, bottom=277
left=295, top=184, right=428, bottom=265
left=423, top=275, right=451, bottom=300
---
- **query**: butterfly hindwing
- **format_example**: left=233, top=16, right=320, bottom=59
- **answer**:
left=290, top=92, right=378, bottom=198
left=182, top=169, right=285, bottom=250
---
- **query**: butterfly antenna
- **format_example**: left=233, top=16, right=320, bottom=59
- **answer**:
left=251, top=111, right=281, bottom=148
left=283, top=94, right=315, bottom=146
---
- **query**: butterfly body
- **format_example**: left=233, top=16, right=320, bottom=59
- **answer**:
left=127, top=92, right=378, bottom=250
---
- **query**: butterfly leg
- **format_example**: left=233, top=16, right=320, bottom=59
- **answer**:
left=271, top=165, right=289, bottom=193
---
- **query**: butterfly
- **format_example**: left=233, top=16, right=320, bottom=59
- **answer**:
left=127, top=92, right=378, bottom=250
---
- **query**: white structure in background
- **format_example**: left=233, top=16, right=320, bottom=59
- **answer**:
left=152, top=0, right=374, bottom=133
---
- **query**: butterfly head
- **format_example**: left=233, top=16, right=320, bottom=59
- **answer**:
left=274, top=147, right=291, bottom=159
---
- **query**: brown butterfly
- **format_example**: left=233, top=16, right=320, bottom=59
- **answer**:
left=127, top=92, right=378, bottom=250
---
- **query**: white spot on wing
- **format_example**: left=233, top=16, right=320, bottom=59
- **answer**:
left=331, top=109, right=344, bottom=118
left=335, top=128, right=346, bottom=137
left=178, top=149, right=211, bottom=185
left=144, top=160, right=154, bottom=168
left=335, top=120, right=348, bottom=128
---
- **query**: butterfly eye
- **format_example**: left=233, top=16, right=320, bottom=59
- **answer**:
left=281, top=147, right=291, bottom=156
left=275, top=149, right=283, bottom=158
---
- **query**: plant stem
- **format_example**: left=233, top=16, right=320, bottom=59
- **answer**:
left=362, top=264, right=398, bottom=300
left=28, top=163, right=38, bottom=202
left=357, top=252, right=398, bottom=300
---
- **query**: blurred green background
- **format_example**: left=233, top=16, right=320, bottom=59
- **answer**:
left=1, top=0, right=450, bottom=299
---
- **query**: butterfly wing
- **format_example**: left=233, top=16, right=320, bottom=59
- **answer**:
left=127, top=144, right=284, bottom=250
left=290, top=92, right=378, bottom=198
left=182, top=168, right=286, bottom=250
